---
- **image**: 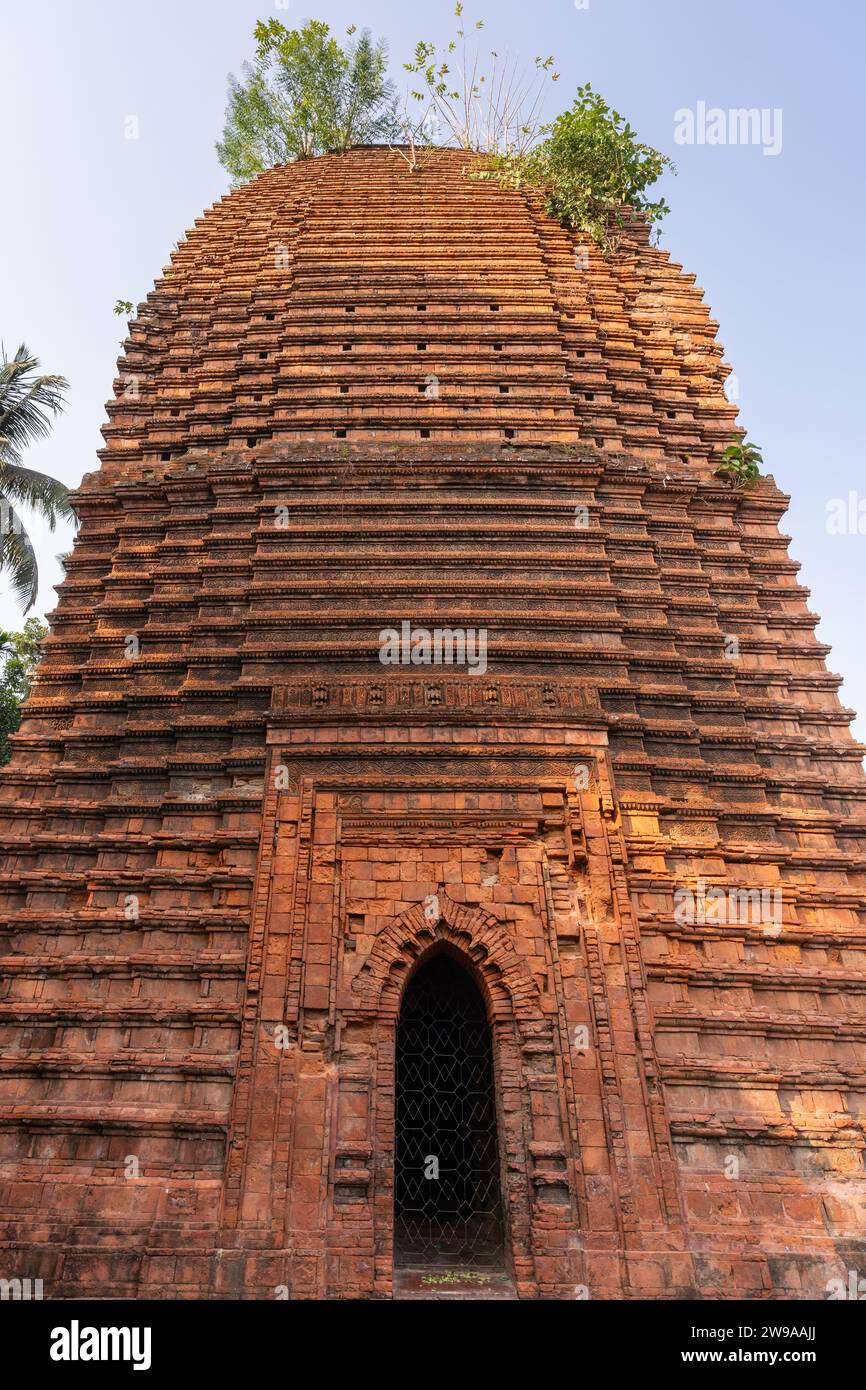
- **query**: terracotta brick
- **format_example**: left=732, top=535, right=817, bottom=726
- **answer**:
left=0, top=147, right=862, bottom=1302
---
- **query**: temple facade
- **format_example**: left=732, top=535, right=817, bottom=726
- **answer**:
left=1, top=147, right=864, bottom=1299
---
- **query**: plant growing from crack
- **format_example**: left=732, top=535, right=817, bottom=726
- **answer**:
left=714, top=435, right=763, bottom=487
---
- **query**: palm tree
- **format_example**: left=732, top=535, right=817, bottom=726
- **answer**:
left=0, top=344, right=72, bottom=610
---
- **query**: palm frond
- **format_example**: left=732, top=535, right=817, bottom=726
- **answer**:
left=0, top=503, right=39, bottom=611
left=0, top=461, right=75, bottom=531
left=0, top=343, right=68, bottom=463
left=0, top=345, right=71, bottom=609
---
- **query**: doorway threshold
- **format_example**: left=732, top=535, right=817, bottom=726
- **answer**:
left=393, top=1267, right=518, bottom=1300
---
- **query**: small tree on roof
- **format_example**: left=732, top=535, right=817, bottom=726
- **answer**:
left=217, top=19, right=400, bottom=180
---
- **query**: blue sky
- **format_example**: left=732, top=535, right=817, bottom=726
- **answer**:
left=3, top=0, right=865, bottom=734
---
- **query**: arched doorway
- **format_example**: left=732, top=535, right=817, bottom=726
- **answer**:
left=394, top=950, right=506, bottom=1268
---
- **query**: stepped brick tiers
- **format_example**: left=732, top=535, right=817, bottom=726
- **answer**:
left=2, top=146, right=865, bottom=1302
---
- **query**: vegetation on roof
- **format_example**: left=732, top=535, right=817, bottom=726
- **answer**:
left=217, top=19, right=399, bottom=177
left=218, top=9, right=675, bottom=251
left=471, top=85, right=673, bottom=252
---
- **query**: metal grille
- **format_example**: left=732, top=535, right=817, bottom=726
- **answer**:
left=394, top=952, right=505, bottom=1267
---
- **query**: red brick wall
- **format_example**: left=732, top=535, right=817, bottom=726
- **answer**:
left=0, top=149, right=863, bottom=1298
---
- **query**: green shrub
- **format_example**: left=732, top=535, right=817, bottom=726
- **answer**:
left=714, top=437, right=764, bottom=487
left=475, top=84, right=674, bottom=250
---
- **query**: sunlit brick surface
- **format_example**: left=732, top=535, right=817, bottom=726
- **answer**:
left=0, top=148, right=864, bottom=1298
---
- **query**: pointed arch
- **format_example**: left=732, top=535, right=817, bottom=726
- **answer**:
left=352, top=893, right=541, bottom=1022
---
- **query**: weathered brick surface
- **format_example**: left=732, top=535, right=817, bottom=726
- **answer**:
left=0, top=148, right=864, bottom=1298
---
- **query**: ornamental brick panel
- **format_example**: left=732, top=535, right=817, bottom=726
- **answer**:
left=0, top=147, right=864, bottom=1299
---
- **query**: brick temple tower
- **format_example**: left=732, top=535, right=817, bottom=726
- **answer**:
left=2, top=148, right=864, bottom=1300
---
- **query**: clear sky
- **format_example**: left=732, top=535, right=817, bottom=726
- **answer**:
left=3, top=0, right=865, bottom=733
